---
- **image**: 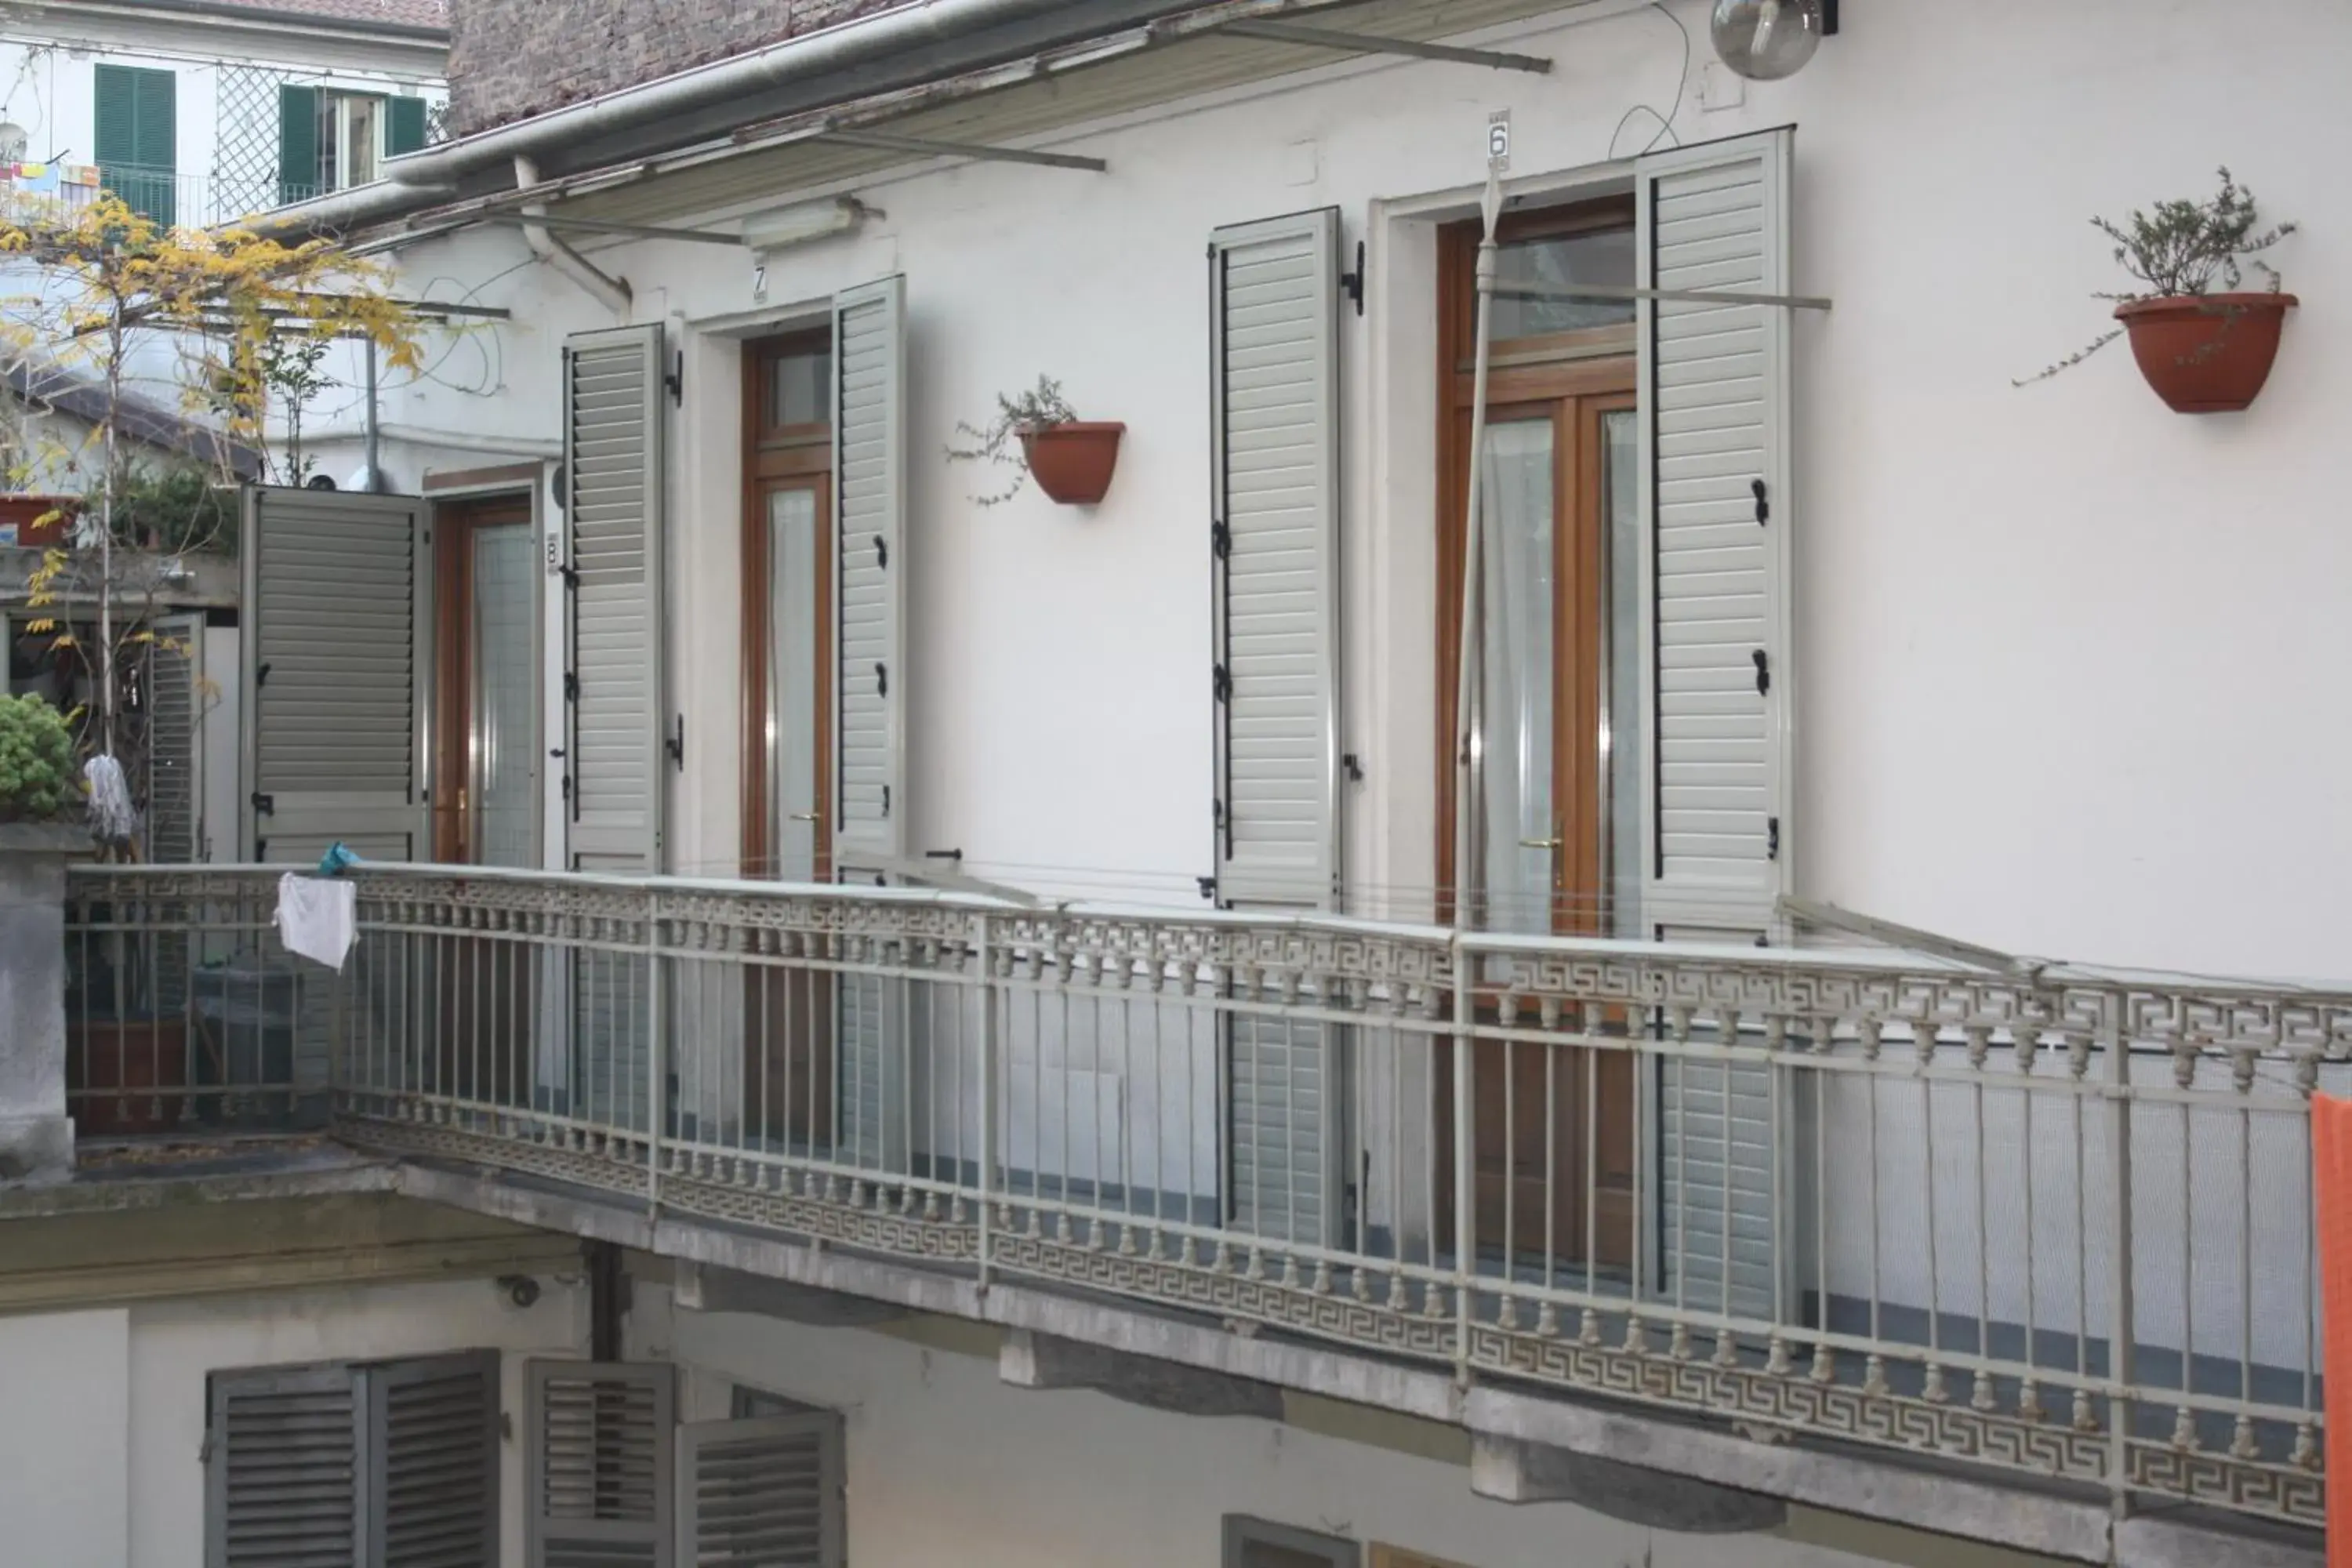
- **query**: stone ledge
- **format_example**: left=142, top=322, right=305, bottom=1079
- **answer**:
left=0, top=822, right=93, bottom=855
left=390, top=1157, right=2322, bottom=1568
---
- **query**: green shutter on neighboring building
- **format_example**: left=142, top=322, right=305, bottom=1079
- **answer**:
left=278, top=85, right=320, bottom=205
left=385, top=96, right=427, bottom=158
left=93, top=64, right=176, bottom=226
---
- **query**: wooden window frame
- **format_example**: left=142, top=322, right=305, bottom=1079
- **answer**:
left=430, top=492, right=535, bottom=866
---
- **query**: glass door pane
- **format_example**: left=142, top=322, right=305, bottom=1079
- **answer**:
left=1475, top=416, right=1556, bottom=937
left=768, top=487, right=820, bottom=882
left=470, top=521, right=535, bottom=869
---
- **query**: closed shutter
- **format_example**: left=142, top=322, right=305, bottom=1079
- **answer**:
left=385, top=96, right=428, bottom=158
left=241, top=486, right=430, bottom=864
left=365, top=1351, right=499, bottom=1568
left=146, top=612, right=201, bottom=866
left=1635, top=128, right=1796, bottom=1320
left=829, top=275, right=905, bottom=878
left=564, top=324, right=667, bottom=876
left=95, top=64, right=176, bottom=225
left=527, top=1360, right=675, bottom=1568
left=1634, top=129, right=1794, bottom=934
left=675, top=1414, right=843, bottom=1568
left=205, top=1362, right=361, bottom=1568
left=1210, top=209, right=1344, bottom=1247
left=279, top=85, right=321, bottom=205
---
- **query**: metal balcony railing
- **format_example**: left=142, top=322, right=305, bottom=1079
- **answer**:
left=63, top=862, right=2334, bottom=1530
left=3, top=165, right=328, bottom=230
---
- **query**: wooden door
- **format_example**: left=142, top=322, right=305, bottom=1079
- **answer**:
left=1432, top=203, right=1641, bottom=1277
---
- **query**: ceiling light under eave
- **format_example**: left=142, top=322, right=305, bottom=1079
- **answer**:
left=742, top=197, right=867, bottom=253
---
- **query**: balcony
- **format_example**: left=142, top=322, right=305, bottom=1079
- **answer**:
left=62, top=862, right=2332, bottom=1535
left=2, top=165, right=328, bottom=230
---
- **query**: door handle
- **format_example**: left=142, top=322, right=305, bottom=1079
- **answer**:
left=1518, top=837, right=1563, bottom=851
left=788, top=811, right=822, bottom=822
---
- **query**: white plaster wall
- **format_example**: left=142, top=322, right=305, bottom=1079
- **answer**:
left=0, top=1307, right=130, bottom=1568
left=119, top=1274, right=585, bottom=1568
left=364, top=0, right=2352, bottom=981
left=654, top=1285, right=1896, bottom=1568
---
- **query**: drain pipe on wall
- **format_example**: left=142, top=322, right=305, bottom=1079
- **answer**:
left=514, top=154, right=631, bottom=314
left=361, top=338, right=382, bottom=492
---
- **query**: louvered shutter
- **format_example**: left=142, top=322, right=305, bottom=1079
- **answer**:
left=365, top=1351, right=499, bottom=1568
left=279, top=85, right=321, bottom=205
left=564, top=324, right=668, bottom=876
left=146, top=612, right=201, bottom=866
left=829, top=276, right=905, bottom=878
left=95, top=64, right=176, bottom=225
left=1210, top=209, right=1343, bottom=1246
left=1635, top=129, right=1796, bottom=1320
left=526, top=1360, right=675, bottom=1568
left=241, top=486, right=430, bottom=864
left=205, top=1362, right=361, bottom=1567
left=675, top=1414, right=843, bottom=1568
left=1634, top=129, right=1794, bottom=934
left=385, top=96, right=428, bottom=157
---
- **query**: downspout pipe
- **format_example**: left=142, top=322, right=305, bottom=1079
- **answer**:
left=514, top=155, right=632, bottom=314
left=381, top=0, right=1081, bottom=191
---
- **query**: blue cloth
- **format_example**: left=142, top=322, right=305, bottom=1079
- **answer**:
left=316, top=841, right=362, bottom=877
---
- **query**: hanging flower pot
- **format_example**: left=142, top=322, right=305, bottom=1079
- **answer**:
left=2113, top=293, right=2297, bottom=413
left=1019, top=422, right=1125, bottom=506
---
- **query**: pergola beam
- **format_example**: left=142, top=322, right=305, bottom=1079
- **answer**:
left=1219, top=19, right=1552, bottom=74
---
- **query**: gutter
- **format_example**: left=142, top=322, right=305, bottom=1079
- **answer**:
left=512, top=156, right=631, bottom=313
left=15, top=0, right=449, bottom=45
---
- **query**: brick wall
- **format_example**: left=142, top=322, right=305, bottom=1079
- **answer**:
left=447, top=0, right=911, bottom=136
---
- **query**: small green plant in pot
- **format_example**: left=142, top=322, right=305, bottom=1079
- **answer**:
left=0, top=692, right=79, bottom=822
left=2022, top=169, right=2299, bottom=412
left=948, top=376, right=1126, bottom=506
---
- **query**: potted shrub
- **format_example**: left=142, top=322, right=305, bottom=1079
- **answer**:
left=2024, top=169, right=2299, bottom=412
left=948, top=376, right=1125, bottom=506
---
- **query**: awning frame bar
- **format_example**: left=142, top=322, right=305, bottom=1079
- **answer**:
left=1218, top=18, right=1552, bottom=73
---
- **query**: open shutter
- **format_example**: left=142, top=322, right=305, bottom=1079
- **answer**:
left=147, top=611, right=201, bottom=866
left=564, top=324, right=667, bottom=875
left=241, top=486, right=429, bottom=864
left=676, top=1413, right=843, bottom=1568
left=527, top=1360, right=675, bottom=1568
left=1634, top=128, right=1794, bottom=935
left=279, top=85, right=320, bottom=205
left=1210, top=209, right=1343, bottom=1246
left=385, top=96, right=428, bottom=158
left=1635, top=128, right=1797, bottom=1320
left=829, top=275, right=905, bottom=879
left=205, top=1362, right=361, bottom=1568
left=365, top=1350, right=499, bottom=1568
left=95, top=64, right=176, bottom=225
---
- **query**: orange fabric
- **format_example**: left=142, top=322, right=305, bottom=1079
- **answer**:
left=2314, top=1092, right=2352, bottom=1564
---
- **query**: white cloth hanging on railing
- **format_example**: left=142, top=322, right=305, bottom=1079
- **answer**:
left=274, top=873, right=357, bottom=971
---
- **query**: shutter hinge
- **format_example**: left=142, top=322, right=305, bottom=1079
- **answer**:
left=1767, top=816, right=1781, bottom=861
left=1752, top=478, right=1769, bottom=526
left=874, top=534, right=887, bottom=570
left=249, top=792, right=274, bottom=816
left=665, top=347, right=683, bottom=407
left=881, top=784, right=891, bottom=818
left=1210, top=519, right=1230, bottom=561
left=1752, top=649, right=1770, bottom=696
left=198, top=1432, right=213, bottom=1465
left=253, top=661, right=270, bottom=688
left=875, top=662, right=888, bottom=699
left=1197, top=875, right=1218, bottom=902
left=667, top=714, right=684, bottom=770
left=1212, top=797, right=1225, bottom=827
left=1342, top=752, right=1364, bottom=783
left=1212, top=663, right=1231, bottom=702
left=1341, top=239, right=1365, bottom=317
left=563, top=670, right=579, bottom=703
left=557, top=558, right=580, bottom=590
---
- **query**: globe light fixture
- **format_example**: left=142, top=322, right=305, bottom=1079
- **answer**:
left=1711, top=0, right=1834, bottom=81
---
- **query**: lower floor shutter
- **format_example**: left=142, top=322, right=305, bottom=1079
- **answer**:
left=676, top=1413, right=844, bottom=1568
left=366, top=1350, right=499, bottom=1568
left=527, top=1360, right=675, bottom=1568
left=206, top=1362, right=361, bottom=1568
left=1653, top=924, right=1780, bottom=1320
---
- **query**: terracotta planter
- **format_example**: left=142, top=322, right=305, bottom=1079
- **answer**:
left=1019, top=422, right=1125, bottom=506
left=2114, top=292, right=2297, bottom=413
left=68, top=1018, right=188, bottom=1135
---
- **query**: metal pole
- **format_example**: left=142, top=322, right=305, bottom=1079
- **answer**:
left=978, top=915, right=998, bottom=1290
left=1450, top=161, right=1504, bottom=1388
left=362, top=339, right=382, bottom=492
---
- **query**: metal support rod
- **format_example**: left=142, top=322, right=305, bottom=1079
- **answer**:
left=1450, top=160, right=1505, bottom=1392
left=472, top=212, right=751, bottom=245
left=977, top=916, right=998, bottom=1291
left=361, top=339, right=381, bottom=493
left=1499, top=279, right=1833, bottom=311
left=646, top=898, right=666, bottom=1217
left=815, top=128, right=1107, bottom=172
left=1221, top=19, right=1552, bottom=74
left=2104, top=993, right=2136, bottom=1520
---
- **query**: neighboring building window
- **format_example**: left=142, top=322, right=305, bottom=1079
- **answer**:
left=206, top=1351, right=499, bottom=1566
left=93, top=64, right=177, bottom=226
left=277, top=85, right=429, bottom=205
left=1225, top=1516, right=1360, bottom=1568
